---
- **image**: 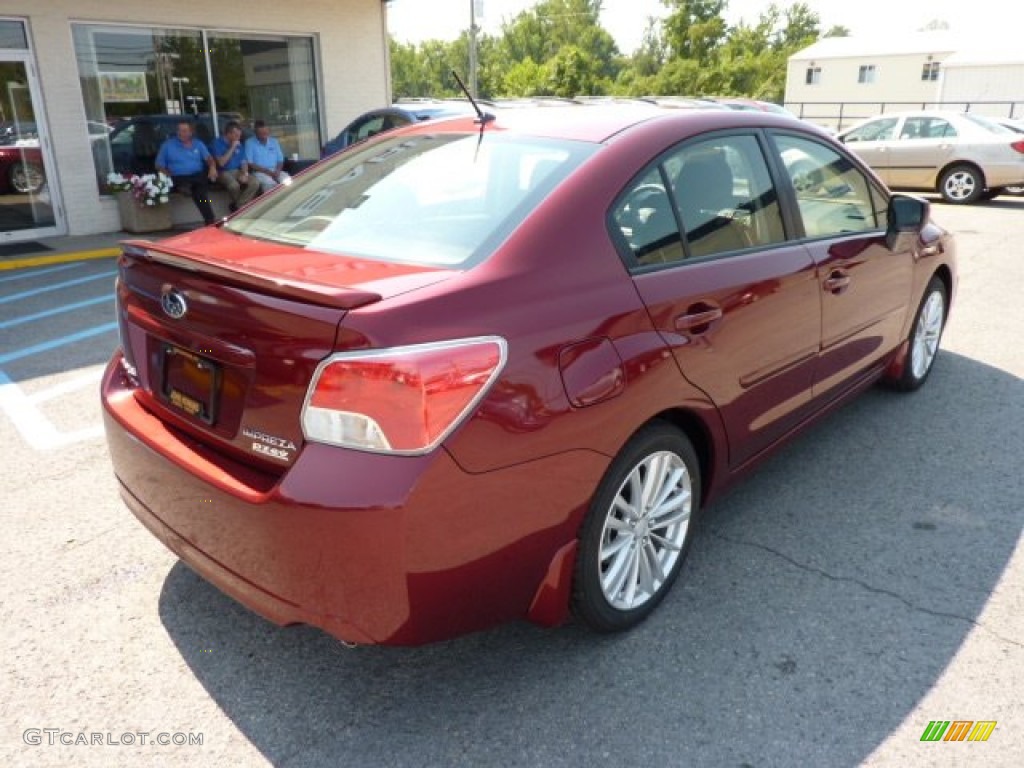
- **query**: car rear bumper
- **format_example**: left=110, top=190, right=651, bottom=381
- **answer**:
left=980, top=161, right=1024, bottom=188
left=101, top=354, right=605, bottom=645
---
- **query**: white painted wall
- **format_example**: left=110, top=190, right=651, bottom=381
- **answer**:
left=786, top=54, right=947, bottom=129
left=939, top=65, right=1024, bottom=117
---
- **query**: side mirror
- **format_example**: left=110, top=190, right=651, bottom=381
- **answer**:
left=885, top=194, right=928, bottom=250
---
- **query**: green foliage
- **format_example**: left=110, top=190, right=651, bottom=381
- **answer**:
left=389, top=1, right=822, bottom=106
left=503, top=58, right=551, bottom=97
left=662, top=0, right=728, bottom=65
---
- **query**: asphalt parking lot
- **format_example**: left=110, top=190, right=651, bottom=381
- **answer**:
left=1, top=198, right=1022, bottom=767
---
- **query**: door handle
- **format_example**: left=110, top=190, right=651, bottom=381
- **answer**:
left=824, top=271, right=851, bottom=293
left=674, top=306, right=723, bottom=332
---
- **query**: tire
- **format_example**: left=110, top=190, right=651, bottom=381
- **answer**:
left=572, top=422, right=700, bottom=632
left=9, top=162, right=45, bottom=195
left=938, top=164, right=983, bottom=204
left=886, top=276, right=948, bottom=392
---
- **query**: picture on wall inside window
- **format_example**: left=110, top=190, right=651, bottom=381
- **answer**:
left=99, top=72, right=149, bottom=103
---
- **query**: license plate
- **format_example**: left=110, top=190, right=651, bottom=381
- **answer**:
left=161, top=344, right=220, bottom=424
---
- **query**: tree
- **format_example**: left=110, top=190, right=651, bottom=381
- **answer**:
left=389, top=0, right=822, bottom=103
left=776, top=2, right=820, bottom=52
left=661, top=0, right=728, bottom=65
left=824, top=24, right=850, bottom=37
left=547, top=45, right=604, bottom=96
left=632, top=17, right=669, bottom=78
left=494, top=0, right=621, bottom=86
left=503, top=57, right=551, bottom=97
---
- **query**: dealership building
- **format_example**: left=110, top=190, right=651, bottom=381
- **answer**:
left=0, top=1, right=390, bottom=245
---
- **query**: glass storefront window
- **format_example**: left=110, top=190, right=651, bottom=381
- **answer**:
left=208, top=34, right=319, bottom=161
left=72, top=23, right=320, bottom=191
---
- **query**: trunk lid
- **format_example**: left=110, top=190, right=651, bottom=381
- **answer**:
left=115, top=227, right=456, bottom=472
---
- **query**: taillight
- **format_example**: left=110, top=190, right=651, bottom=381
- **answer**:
left=1011, top=140, right=1024, bottom=154
left=301, top=336, right=507, bottom=454
left=114, top=270, right=138, bottom=381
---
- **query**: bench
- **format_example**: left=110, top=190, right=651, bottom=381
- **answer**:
left=167, top=158, right=313, bottom=227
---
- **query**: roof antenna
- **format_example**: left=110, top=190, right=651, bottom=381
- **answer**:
left=451, top=70, right=495, bottom=125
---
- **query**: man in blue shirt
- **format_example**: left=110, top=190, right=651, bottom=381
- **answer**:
left=155, top=120, right=219, bottom=225
left=244, top=119, right=292, bottom=193
left=211, top=120, right=260, bottom=212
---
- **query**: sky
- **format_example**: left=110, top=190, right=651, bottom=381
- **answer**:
left=385, top=0, right=1009, bottom=55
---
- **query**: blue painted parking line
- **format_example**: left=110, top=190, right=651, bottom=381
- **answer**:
left=0, top=270, right=117, bottom=305
left=0, top=262, right=84, bottom=284
left=0, top=295, right=113, bottom=329
left=0, top=322, right=118, bottom=365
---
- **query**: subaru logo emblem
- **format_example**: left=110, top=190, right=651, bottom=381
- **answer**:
left=161, top=289, right=188, bottom=320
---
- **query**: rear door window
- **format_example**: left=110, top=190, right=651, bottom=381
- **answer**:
left=668, top=135, right=786, bottom=259
left=611, top=133, right=786, bottom=266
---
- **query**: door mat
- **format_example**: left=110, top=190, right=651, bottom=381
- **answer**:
left=0, top=241, right=53, bottom=257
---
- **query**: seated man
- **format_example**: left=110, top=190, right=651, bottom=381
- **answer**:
left=244, top=119, right=292, bottom=193
left=211, top=120, right=260, bottom=212
left=155, top=119, right=218, bottom=225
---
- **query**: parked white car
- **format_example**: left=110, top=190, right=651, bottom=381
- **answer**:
left=836, top=111, right=1024, bottom=204
left=989, top=117, right=1024, bottom=194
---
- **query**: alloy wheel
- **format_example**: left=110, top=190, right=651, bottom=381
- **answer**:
left=911, top=289, right=945, bottom=380
left=598, top=450, right=692, bottom=611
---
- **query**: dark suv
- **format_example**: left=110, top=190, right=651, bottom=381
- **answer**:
left=107, top=113, right=245, bottom=174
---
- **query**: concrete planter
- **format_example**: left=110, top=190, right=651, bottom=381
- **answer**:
left=116, top=191, right=172, bottom=233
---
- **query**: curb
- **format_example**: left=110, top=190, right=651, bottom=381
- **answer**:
left=0, top=247, right=120, bottom=272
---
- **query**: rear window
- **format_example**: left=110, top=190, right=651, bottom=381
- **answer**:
left=225, top=132, right=597, bottom=267
left=962, top=113, right=1015, bottom=134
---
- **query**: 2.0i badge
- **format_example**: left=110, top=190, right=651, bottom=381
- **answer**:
left=241, top=427, right=297, bottom=462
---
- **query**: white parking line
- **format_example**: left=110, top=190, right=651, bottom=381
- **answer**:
left=27, top=367, right=105, bottom=403
left=0, top=322, right=118, bottom=365
left=0, top=262, right=83, bottom=284
left=0, top=370, right=105, bottom=449
left=0, top=295, right=112, bottom=329
left=0, top=270, right=116, bottom=305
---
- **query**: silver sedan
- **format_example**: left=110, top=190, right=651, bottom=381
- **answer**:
left=837, top=111, right=1024, bottom=204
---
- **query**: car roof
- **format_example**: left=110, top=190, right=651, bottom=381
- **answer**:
left=405, top=103, right=809, bottom=144
left=848, top=110, right=983, bottom=123
left=407, top=104, right=660, bottom=143
left=838, top=110, right=1011, bottom=135
left=392, top=99, right=478, bottom=119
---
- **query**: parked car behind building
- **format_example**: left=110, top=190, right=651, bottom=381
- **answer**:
left=105, top=113, right=246, bottom=175
left=989, top=117, right=1024, bottom=194
left=836, top=110, right=1024, bottom=203
left=708, top=97, right=797, bottom=117
left=321, top=100, right=477, bottom=158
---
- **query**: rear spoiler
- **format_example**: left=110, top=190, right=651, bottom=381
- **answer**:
left=120, top=240, right=383, bottom=310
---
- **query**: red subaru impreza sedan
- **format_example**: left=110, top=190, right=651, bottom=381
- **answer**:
left=102, top=104, right=956, bottom=645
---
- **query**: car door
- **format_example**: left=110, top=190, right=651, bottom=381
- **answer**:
left=888, top=116, right=957, bottom=189
left=618, top=133, right=821, bottom=468
left=839, top=116, right=900, bottom=184
left=770, top=132, right=915, bottom=399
